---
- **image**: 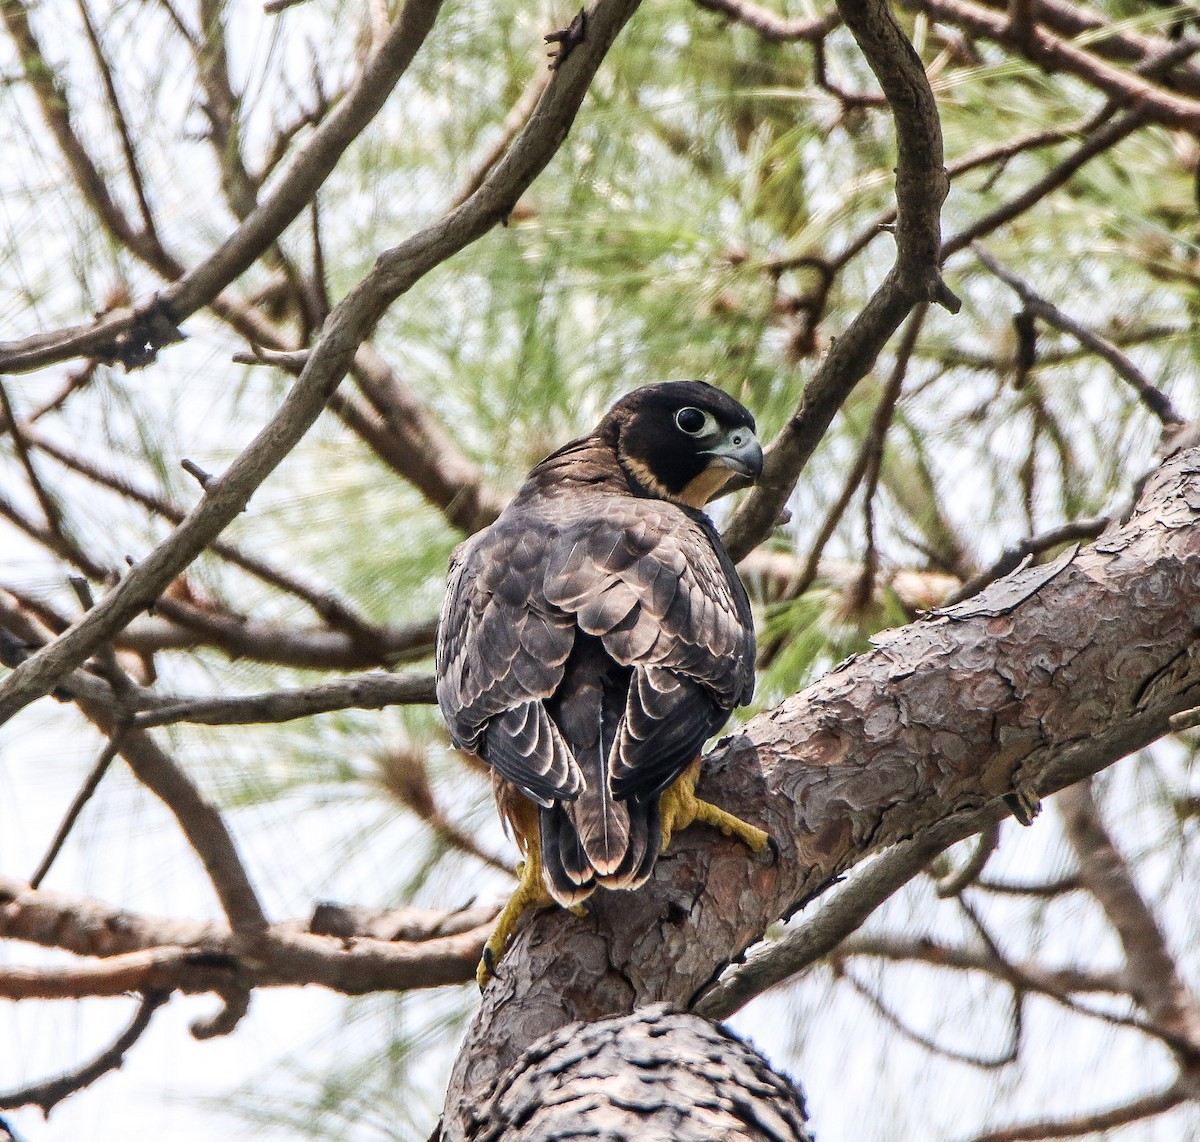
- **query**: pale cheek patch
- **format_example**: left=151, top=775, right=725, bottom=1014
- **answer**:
left=679, top=465, right=736, bottom=508
left=622, top=456, right=675, bottom=502
left=622, top=456, right=735, bottom=508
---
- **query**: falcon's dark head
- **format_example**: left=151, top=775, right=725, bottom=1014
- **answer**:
left=600, top=381, right=763, bottom=509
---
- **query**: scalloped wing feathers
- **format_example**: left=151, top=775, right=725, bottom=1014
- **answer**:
left=435, top=440, right=754, bottom=902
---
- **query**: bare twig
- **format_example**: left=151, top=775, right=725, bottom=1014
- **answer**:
left=969, top=0, right=1200, bottom=97
left=947, top=516, right=1111, bottom=605
left=67, top=576, right=137, bottom=706
left=840, top=961, right=1021, bottom=1067
left=0, top=0, right=149, bottom=261
left=76, top=0, right=159, bottom=241
left=306, top=196, right=332, bottom=330
left=27, top=361, right=97, bottom=421
left=694, top=799, right=1011, bottom=1018
left=189, top=982, right=251, bottom=1039
left=2, top=416, right=385, bottom=640
left=110, top=724, right=267, bottom=932
left=931, top=819, right=1000, bottom=897
left=972, top=243, right=1185, bottom=426
left=309, top=899, right=499, bottom=941
left=0, top=874, right=493, bottom=955
left=963, top=1081, right=1187, bottom=1142
left=0, top=382, right=87, bottom=570
left=154, top=0, right=199, bottom=52
left=789, top=99, right=1123, bottom=320
left=835, top=931, right=1127, bottom=995
left=769, top=306, right=929, bottom=620
left=242, top=340, right=508, bottom=533
left=693, top=0, right=841, bottom=42
left=740, top=552, right=959, bottom=611
left=180, top=458, right=212, bottom=488
left=131, top=602, right=435, bottom=669
left=853, top=305, right=929, bottom=612
left=452, top=69, right=551, bottom=207
left=813, top=35, right=888, bottom=109
left=0, top=990, right=169, bottom=1114
left=349, top=343, right=508, bottom=533
left=29, top=729, right=127, bottom=889
left=975, top=874, right=1081, bottom=896
left=196, top=0, right=260, bottom=221
left=11, top=626, right=267, bottom=932
left=0, top=488, right=107, bottom=583
left=943, top=106, right=1153, bottom=258
left=1, top=578, right=437, bottom=672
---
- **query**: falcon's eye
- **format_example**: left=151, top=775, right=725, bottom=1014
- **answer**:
left=675, top=406, right=716, bottom=437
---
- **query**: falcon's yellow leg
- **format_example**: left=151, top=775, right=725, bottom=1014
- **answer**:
left=478, top=847, right=553, bottom=989
left=658, top=758, right=771, bottom=855
left=477, top=814, right=588, bottom=989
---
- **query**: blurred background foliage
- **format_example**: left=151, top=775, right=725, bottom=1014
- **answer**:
left=2, top=0, right=1200, bottom=1137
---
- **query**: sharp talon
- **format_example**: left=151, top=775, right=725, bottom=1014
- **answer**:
left=766, top=834, right=781, bottom=864
left=1003, top=790, right=1041, bottom=827
left=477, top=945, right=496, bottom=991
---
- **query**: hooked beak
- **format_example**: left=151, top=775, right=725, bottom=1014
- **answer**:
left=704, top=428, right=764, bottom=482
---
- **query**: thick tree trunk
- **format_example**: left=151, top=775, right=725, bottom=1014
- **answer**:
left=455, top=1005, right=813, bottom=1142
left=441, top=447, right=1200, bottom=1140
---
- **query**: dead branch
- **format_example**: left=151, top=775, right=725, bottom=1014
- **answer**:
left=942, top=106, right=1152, bottom=258
left=947, top=517, right=1111, bottom=605
left=76, top=0, right=160, bottom=242
left=0, top=875, right=493, bottom=958
left=195, top=0, right=261, bottom=221
left=739, top=552, right=960, bottom=611
left=840, top=960, right=1021, bottom=1068
left=0, top=582, right=437, bottom=672
left=131, top=669, right=436, bottom=727
left=0, top=926, right=485, bottom=1000
left=96, top=718, right=267, bottom=932
left=141, top=596, right=435, bottom=670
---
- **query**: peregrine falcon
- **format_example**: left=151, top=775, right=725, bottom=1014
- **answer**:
left=436, top=381, right=769, bottom=984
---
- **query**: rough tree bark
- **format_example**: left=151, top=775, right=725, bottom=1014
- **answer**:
left=440, top=445, right=1200, bottom=1139
left=458, top=1005, right=813, bottom=1142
